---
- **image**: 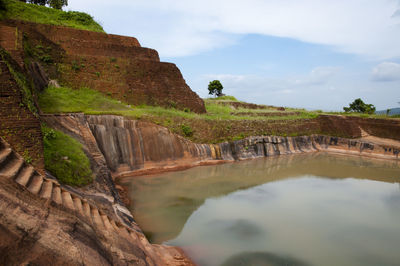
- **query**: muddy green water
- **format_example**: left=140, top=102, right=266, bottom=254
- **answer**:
left=121, top=153, right=400, bottom=266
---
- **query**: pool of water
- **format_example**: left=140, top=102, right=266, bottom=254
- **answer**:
left=120, top=153, right=400, bottom=266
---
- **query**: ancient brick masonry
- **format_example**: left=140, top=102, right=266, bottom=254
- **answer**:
left=0, top=55, right=44, bottom=173
left=4, top=20, right=206, bottom=113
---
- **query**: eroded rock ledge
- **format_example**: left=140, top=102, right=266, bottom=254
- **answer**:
left=43, top=114, right=399, bottom=181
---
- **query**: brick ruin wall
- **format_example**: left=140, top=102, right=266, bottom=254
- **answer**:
left=348, top=116, right=400, bottom=141
left=2, top=20, right=206, bottom=113
left=0, top=55, right=44, bottom=173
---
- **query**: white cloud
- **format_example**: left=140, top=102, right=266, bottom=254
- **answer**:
left=69, top=0, right=400, bottom=58
left=371, top=62, right=400, bottom=81
left=293, top=67, right=340, bottom=85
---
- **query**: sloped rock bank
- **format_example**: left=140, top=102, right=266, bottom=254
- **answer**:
left=0, top=137, right=194, bottom=265
left=44, top=114, right=399, bottom=180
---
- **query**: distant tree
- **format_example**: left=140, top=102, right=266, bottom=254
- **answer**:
left=208, top=80, right=223, bottom=97
left=343, top=98, right=376, bottom=114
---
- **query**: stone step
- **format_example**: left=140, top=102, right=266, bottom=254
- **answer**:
left=15, top=165, right=34, bottom=186
left=52, top=186, right=63, bottom=205
left=0, top=156, right=24, bottom=179
left=72, top=197, right=84, bottom=215
left=82, top=201, right=92, bottom=220
left=61, top=191, right=75, bottom=210
left=27, top=174, right=44, bottom=194
left=39, top=180, right=53, bottom=199
left=118, top=226, right=131, bottom=239
left=110, top=219, right=120, bottom=231
left=100, top=213, right=113, bottom=231
left=91, top=207, right=104, bottom=228
left=0, top=148, right=12, bottom=167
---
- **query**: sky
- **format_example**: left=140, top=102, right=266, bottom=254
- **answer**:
left=67, top=0, right=400, bottom=111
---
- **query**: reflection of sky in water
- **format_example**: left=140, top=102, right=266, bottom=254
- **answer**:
left=123, top=153, right=400, bottom=266
left=167, top=177, right=400, bottom=266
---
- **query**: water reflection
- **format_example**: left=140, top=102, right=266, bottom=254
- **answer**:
left=121, top=153, right=400, bottom=266
left=221, top=251, right=310, bottom=266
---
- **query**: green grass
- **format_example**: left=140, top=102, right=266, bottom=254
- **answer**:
left=39, top=86, right=131, bottom=113
left=39, top=86, right=320, bottom=121
left=0, top=0, right=104, bottom=32
left=42, top=126, right=92, bottom=186
left=206, top=95, right=239, bottom=101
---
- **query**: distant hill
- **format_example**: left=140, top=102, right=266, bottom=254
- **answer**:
left=376, top=107, right=400, bottom=116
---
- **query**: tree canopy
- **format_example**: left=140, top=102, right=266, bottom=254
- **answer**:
left=19, top=0, right=67, bottom=9
left=343, top=98, right=376, bottom=114
left=208, top=80, right=223, bottom=97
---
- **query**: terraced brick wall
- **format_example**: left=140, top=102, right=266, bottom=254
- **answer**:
left=3, top=20, right=206, bottom=113
left=0, top=54, right=44, bottom=173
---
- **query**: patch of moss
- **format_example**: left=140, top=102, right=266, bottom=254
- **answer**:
left=42, top=126, right=92, bottom=186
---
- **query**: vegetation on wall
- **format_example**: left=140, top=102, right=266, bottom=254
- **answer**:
left=0, top=0, right=104, bottom=32
left=42, top=125, right=92, bottom=186
left=0, top=49, right=37, bottom=115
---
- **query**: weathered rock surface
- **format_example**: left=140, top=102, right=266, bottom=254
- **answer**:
left=45, top=114, right=399, bottom=180
left=0, top=137, right=194, bottom=265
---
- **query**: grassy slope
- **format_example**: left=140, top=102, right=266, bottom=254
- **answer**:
left=38, top=86, right=400, bottom=143
left=38, top=86, right=321, bottom=142
left=42, top=126, right=92, bottom=186
left=0, top=0, right=104, bottom=32
left=39, top=86, right=319, bottom=121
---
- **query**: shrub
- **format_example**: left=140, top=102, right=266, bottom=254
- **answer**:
left=181, top=124, right=193, bottom=137
left=59, top=11, right=94, bottom=24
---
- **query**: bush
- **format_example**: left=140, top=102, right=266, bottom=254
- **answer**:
left=181, top=124, right=193, bottom=137
left=59, top=11, right=95, bottom=25
left=42, top=126, right=93, bottom=186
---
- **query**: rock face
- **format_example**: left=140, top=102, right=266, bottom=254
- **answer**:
left=45, top=114, right=400, bottom=179
left=0, top=137, right=194, bottom=266
left=0, top=20, right=206, bottom=113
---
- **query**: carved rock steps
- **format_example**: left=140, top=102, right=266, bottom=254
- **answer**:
left=0, top=137, right=143, bottom=240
